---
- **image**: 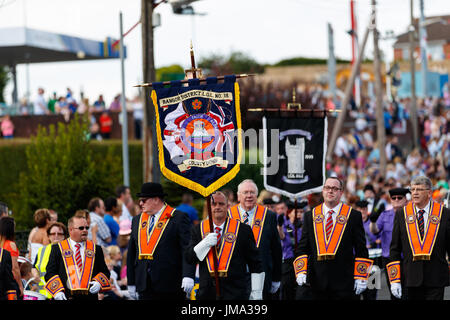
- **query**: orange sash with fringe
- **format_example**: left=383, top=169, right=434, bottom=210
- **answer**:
left=58, top=239, right=95, bottom=293
left=312, top=203, right=351, bottom=260
left=404, top=201, right=442, bottom=261
left=200, top=218, right=239, bottom=277
left=138, top=205, right=175, bottom=260
left=228, top=204, right=267, bottom=247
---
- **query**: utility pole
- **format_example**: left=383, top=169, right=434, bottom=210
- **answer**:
left=326, top=17, right=371, bottom=162
left=141, top=0, right=160, bottom=183
left=409, top=0, right=419, bottom=149
left=371, top=0, right=386, bottom=177
left=419, top=0, right=427, bottom=98
left=327, top=23, right=337, bottom=104
left=119, top=12, right=130, bottom=186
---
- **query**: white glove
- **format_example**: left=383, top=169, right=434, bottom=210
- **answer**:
left=89, top=281, right=102, bottom=294
left=391, top=282, right=402, bottom=299
left=354, top=279, right=368, bottom=295
left=270, top=281, right=281, bottom=294
left=128, top=285, right=138, bottom=300
left=193, top=233, right=218, bottom=261
left=249, top=272, right=265, bottom=300
left=181, top=277, right=194, bottom=295
left=296, top=273, right=306, bottom=286
left=54, top=291, right=67, bottom=300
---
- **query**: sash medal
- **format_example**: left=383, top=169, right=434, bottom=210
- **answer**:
left=312, top=203, right=351, bottom=260
left=200, top=218, right=239, bottom=277
left=138, top=205, right=176, bottom=260
left=228, top=204, right=267, bottom=248
left=404, top=201, right=442, bottom=261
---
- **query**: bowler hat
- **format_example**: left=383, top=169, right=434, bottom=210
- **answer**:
left=389, top=187, right=409, bottom=197
left=355, top=200, right=369, bottom=208
left=136, top=182, right=167, bottom=198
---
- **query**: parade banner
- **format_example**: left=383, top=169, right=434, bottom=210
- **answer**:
left=151, top=76, right=243, bottom=197
left=263, top=116, right=327, bottom=198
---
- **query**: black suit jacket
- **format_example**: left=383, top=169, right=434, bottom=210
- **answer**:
left=257, top=209, right=282, bottom=295
left=0, top=249, right=18, bottom=300
left=295, top=205, right=368, bottom=293
left=45, top=242, right=110, bottom=300
left=389, top=205, right=450, bottom=287
left=127, top=208, right=195, bottom=295
left=186, top=217, right=262, bottom=300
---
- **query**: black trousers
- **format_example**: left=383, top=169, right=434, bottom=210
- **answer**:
left=311, top=289, right=357, bottom=300
left=139, top=275, right=186, bottom=300
left=406, top=286, right=445, bottom=300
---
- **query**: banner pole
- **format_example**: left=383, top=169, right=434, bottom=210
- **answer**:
left=294, top=198, right=298, bottom=252
left=206, top=196, right=221, bottom=299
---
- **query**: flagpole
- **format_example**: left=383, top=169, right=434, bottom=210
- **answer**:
left=134, top=73, right=255, bottom=87
left=206, top=196, right=221, bottom=299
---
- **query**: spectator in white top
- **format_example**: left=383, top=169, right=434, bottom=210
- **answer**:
left=33, top=88, right=48, bottom=115
left=116, top=185, right=133, bottom=223
left=87, top=197, right=111, bottom=248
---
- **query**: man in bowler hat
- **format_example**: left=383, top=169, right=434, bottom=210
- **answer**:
left=127, top=182, right=195, bottom=300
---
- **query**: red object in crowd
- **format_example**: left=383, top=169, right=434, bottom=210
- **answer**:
left=99, top=113, right=113, bottom=134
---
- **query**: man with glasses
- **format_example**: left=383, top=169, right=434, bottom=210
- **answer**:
left=294, top=177, right=371, bottom=300
left=228, top=179, right=282, bottom=300
left=369, top=187, right=409, bottom=300
left=387, top=176, right=450, bottom=300
left=126, top=182, right=195, bottom=300
left=44, top=215, right=111, bottom=300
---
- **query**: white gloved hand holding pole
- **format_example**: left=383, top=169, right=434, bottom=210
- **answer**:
left=354, top=279, right=368, bottom=295
left=194, top=233, right=218, bottom=261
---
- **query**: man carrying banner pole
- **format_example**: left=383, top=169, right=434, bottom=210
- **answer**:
left=186, top=191, right=263, bottom=300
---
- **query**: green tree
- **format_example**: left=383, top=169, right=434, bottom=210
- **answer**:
left=13, top=114, right=122, bottom=227
left=199, top=51, right=265, bottom=76
left=0, top=66, right=9, bottom=103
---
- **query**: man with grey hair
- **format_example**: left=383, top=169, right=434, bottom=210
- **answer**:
left=228, top=179, right=282, bottom=300
left=388, top=176, right=450, bottom=300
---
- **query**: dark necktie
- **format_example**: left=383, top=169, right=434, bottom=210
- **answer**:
left=325, top=210, right=334, bottom=240
left=417, top=209, right=425, bottom=239
left=243, top=212, right=249, bottom=225
left=148, top=215, right=155, bottom=235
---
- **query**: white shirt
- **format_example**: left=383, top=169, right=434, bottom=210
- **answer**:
left=69, top=238, right=85, bottom=264
left=322, top=203, right=342, bottom=226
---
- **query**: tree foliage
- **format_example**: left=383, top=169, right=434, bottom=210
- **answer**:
left=199, top=51, right=265, bottom=76
left=13, top=114, right=122, bottom=227
left=0, top=66, right=9, bottom=103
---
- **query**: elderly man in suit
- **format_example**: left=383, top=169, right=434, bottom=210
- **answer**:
left=388, top=176, right=450, bottom=300
left=127, top=182, right=195, bottom=300
left=45, top=215, right=111, bottom=300
left=228, top=179, right=282, bottom=300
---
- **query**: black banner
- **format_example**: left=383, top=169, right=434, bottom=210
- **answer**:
left=263, top=116, right=327, bottom=198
